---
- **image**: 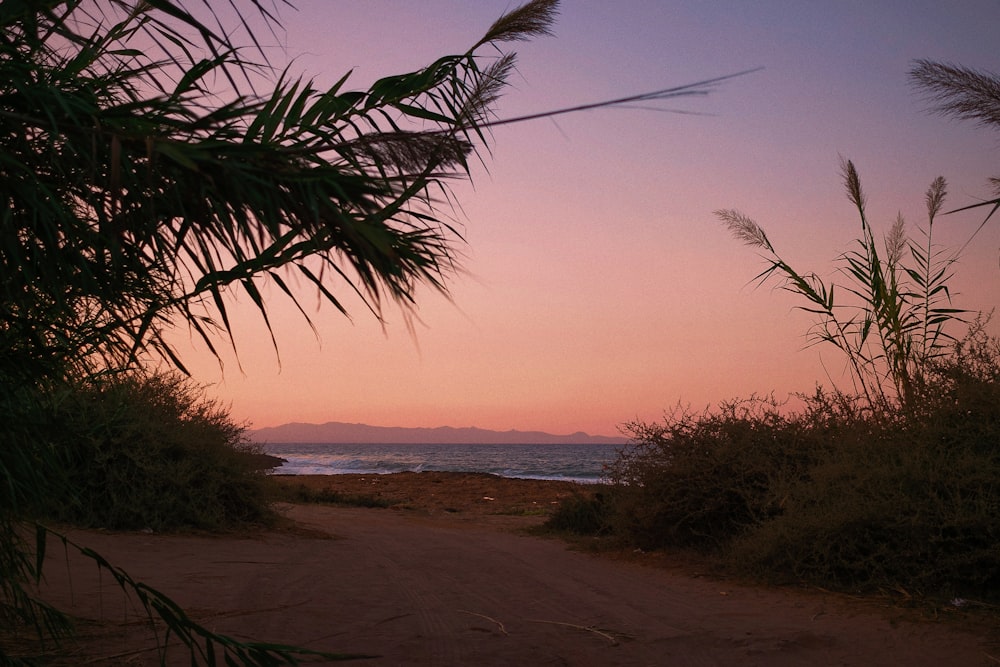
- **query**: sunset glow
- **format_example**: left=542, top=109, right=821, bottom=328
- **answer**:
left=171, top=1, right=1000, bottom=437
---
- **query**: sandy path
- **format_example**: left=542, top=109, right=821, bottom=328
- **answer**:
left=36, top=502, right=995, bottom=666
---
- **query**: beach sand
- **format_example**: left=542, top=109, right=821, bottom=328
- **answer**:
left=26, top=472, right=999, bottom=666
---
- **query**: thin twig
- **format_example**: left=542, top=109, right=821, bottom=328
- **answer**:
left=459, top=610, right=508, bottom=636
left=186, top=599, right=310, bottom=620
left=78, top=640, right=185, bottom=665
left=528, top=619, right=620, bottom=646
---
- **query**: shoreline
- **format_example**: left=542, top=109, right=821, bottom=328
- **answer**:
left=273, top=471, right=607, bottom=485
left=269, top=470, right=602, bottom=518
left=260, top=441, right=617, bottom=483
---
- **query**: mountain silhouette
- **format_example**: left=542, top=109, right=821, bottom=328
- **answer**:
left=249, top=421, right=627, bottom=445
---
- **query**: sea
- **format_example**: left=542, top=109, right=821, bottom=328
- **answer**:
left=261, top=442, right=622, bottom=484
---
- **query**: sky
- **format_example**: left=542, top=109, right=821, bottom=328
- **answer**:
left=170, top=1, right=1000, bottom=437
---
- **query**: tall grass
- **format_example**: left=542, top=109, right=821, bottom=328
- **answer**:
left=716, top=159, right=965, bottom=415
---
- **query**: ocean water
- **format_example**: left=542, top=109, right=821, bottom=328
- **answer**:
left=261, top=442, right=622, bottom=484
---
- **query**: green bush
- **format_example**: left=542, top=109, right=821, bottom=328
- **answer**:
left=34, top=372, right=275, bottom=532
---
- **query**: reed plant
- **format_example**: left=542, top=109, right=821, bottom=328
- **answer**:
left=716, top=159, right=965, bottom=414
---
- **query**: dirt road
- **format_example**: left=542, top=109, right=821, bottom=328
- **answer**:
left=37, top=500, right=996, bottom=666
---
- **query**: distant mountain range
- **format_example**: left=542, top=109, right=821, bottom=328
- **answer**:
left=249, top=421, right=628, bottom=445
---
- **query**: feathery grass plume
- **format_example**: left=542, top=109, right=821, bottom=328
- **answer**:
left=716, top=209, right=773, bottom=251
left=910, top=59, right=1000, bottom=129
left=479, top=0, right=559, bottom=46
left=840, top=156, right=866, bottom=213
left=926, top=175, right=947, bottom=218
left=885, top=214, right=906, bottom=265
left=457, top=52, right=519, bottom=131
left=910, top=59, right=1000, bottom=239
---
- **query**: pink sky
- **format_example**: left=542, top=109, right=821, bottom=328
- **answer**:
left=169, top=1, right=1000, bottom=437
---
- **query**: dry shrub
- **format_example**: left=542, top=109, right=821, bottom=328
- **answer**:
left=728, top=429, right=1000, bottom=598
left=36, top=372, right=274, bottom=532
left=606, top=396, right=841, bottom=551
left=544, top=491, right=613, bottom=535
left=731, top=323, right=1000, bottom=599
left=597, top=323, right=1000, bottom=601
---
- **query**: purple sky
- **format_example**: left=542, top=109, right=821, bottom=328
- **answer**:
left=170, top=1, right=1000, bottom=436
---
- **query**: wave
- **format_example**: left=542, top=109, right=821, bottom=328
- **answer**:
left=262, top=442, right=618, bottom=484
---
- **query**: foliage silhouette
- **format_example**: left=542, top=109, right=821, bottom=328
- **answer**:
left=717, top=159, right=966, bottom=413
left=2, top=1, right=567, bottom=662
left=1, top=0, right=746, bottom=662
left=910, top=59, right=1000, bottom=243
